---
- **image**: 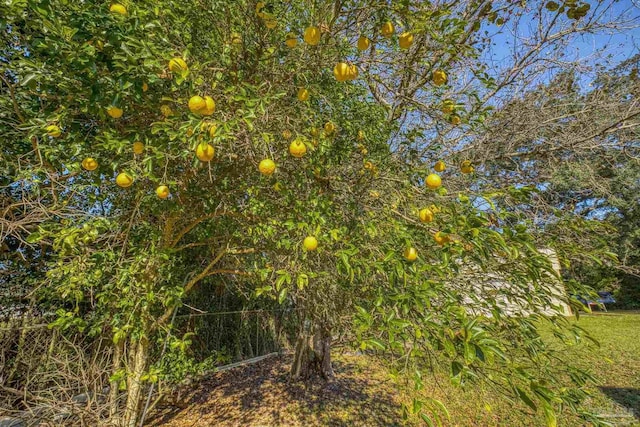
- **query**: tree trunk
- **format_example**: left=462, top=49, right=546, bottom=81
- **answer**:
left=290, top=323, right=334, bottom=380
left=109, top=340, right=124, bottom=420
left=123, top=337, right=149, bottom=427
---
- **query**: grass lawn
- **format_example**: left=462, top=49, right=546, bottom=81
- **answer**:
left=148, top=312, right=640, bottom=426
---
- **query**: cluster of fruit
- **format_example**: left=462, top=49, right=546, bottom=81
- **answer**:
left=46, top=3, right=477, bottom=257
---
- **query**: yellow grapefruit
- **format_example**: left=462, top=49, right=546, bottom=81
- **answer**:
left=357, top=36, right=370, bottom=51
left=156, top=185, right=169, bottom=199
left=188, top=96, right=206, bottom=114
left=45, top=125, right=61, bottom=138
left=303, top=236, right=318, bottom=251
left=297, top=88, right=309, bottom=101
left=304, top=26, right=321, bottom=45
left=434, top=231, right=449, bottom=246
left=81, top=157, right=98, bottom=171
left=432, top=69, right=447, bottom=86
left=404, top=247, right=418, bottom=261
left=289, top=138, right=307, bottom=158
left=285, top=33, right=298, bottom=48
left=168, top=57, right=188, bottom=73
left=381, top=21, right=395, bottom=38
left=107, top=106, right=123, bottom=118
left=133, top=141, right=144, bottom=155
left=399, top=32, right=414, bottom=49
left=259, top=159, right=276, bottom=176
left=461, top=160, right=474, bottom=174
left=324, top=121, right=336, bottom=135
left=426, top=173, right=442, bottom=189
left=109, top=3, right=127, bottom=15
left=196, top=143, right=215, bottom=162
left=202, top=96, right=215, bottom=115
left=116, top=172, right=133, bottom=188
left=333, top=62, right=350, bottom=82
left=419, top=208, right=434, bottom=223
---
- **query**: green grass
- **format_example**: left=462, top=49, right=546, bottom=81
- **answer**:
left=149, top=312, right=640, bottom=427
left=418, top=312, right=640, bottom=426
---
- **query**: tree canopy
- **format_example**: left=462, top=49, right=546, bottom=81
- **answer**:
left=1, top=0, right=638, bottom=426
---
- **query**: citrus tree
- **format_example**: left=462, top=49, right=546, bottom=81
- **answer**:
left=1, top=0, right=634, bottom=425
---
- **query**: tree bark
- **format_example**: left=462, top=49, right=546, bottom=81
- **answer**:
left=289, top=323, right=334, bottom=380
left=123, top=337, right=149, bottom=427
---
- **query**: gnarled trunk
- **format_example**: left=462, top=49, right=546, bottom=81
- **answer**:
left=290, top=323, right=334, bottom=380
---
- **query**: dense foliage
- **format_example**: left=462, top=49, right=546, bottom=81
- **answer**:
left=1, top=1, right=637, bottom=426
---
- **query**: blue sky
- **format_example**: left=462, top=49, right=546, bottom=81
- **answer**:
left=483, top=1, right=640, bottom=88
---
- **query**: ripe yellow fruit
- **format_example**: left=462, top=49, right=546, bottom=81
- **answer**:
left=419, top=208, right=434, bottom=223
left=196, top=143, right=215, bottom=162
left=357, top=130, right=365, bottom=141
left=432, top=69, right=447, bottom=86
left=142, top=82, right=149, bottom=92
left=426, top=173, right=442, bottom=189
left=304, top=26, right=321, bottom=45
left=45, top=125, right=61, bottom=138
left=404, top=247, right=418, bottom=261
left=255, top=1, right=265, bottom=17
left=289, top=138, right=307, bottom=158
left=208, top=124, right=218, bottom=138
left=303, top=236, right=318, bottom=251
left=116, top=172, right=133, bottom=188
left=133, top=141, right=144, bottom=154
left=202, top=96, right=215, bottom=115
left=81, top=157, right=98, bottom=171
left=399, top=32, right=414, bottom=49
left=297, top=88, right=309, bottom=101
left=188, top=96, right=206, bottom=114
left=160, top=105, right=173, bottom=117
left=285, top=33, right=298, bottom=48
left=461, top=160, right=474, bottom=174
left=333, top=62, right=350, bottom=82
left=259, top=159, right=276, bottom=176
left=109, top=3, right=127, bottom=15
left=264, top=18, right=277, bottom=29
left=230, top=32, right=242, bottom=44
left=449, top=114, right=461, bottom=126
left=441, top=99, right=455, bottom=114
left=156, top=185, right=170, bottom=199
left=434, top=231, right=449, bottom=246
left=324, top=121, right=336, bottom=135
left=381, top=21, right=395, bottom=38
left=357, top=36, right=370, bottom=51
left=282, top=129, right=292, bottom=139
left=107, top=106, right=123, bottom=119
left=364, top=161, right=374, bottom=170
left=168, top=57, right=188, bottom=73
left=434, top=161, right=445, bottom=172
left=347, top=64, right=358, bottom=81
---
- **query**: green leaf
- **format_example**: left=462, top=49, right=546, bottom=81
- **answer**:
left=26, top=232, right=43, bottom=243
left=420, top=413, right=434, bottom=427
left=543, top=404, right=557, bottom=427
left=515, top=386, right=537, bottom=411
left=278, top=287, right=288, bottom=304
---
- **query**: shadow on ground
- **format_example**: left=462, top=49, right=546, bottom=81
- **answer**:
left=599, top=387, right=640, bottom=419
left=146, top=354, right=405, bottom=427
